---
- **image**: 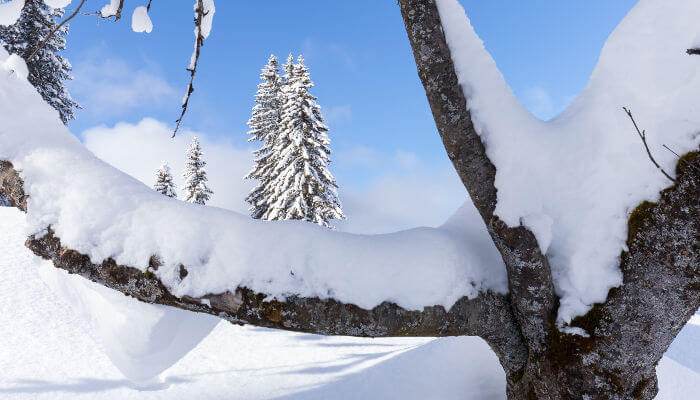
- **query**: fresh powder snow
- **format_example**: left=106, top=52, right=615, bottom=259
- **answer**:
left=435, top=0, right=700, bottom=323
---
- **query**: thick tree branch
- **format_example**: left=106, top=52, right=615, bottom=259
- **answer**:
left=0, top=159, right=528, bottom=384
left=547, top=150, right=700, bottom=398
left=397, top=0, right=555, bottom=355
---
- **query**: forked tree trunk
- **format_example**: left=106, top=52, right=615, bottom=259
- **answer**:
left=397, top=1, right=699, bottom=399
left=0, top=2, right=698, bottom=399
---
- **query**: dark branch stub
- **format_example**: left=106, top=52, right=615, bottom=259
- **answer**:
left=687, top=48, right=700, bottom=55
left=622, top=107, right=676, bottom=183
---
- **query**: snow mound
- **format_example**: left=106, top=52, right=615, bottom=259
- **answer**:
left=0, top=46, right=506, bottom=312
left=436, top=0, right=700, bottom=322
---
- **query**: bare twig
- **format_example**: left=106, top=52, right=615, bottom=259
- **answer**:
left=27, top=0, right=88, bottom=63
left=147, top=0, right=154, bottom=12
left=622, top=107, right=676, bottom=183
left=173, top=0, right=207, bottom=137
left=664, top=144, right=700, bottom=174
left=687, top=48, right=700, bottom=55
left=662, top=144, right=681, bottom=158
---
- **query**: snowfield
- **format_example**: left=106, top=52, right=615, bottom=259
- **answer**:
left=0, top=207, right=698, bottom=398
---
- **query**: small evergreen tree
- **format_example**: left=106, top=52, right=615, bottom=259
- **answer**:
left=182, top=136, right=213, bottom=205
left=245, top=54, right=283, bottom=219
left=153, top=161, right=177, bottom=198
left=253, top=55, right=345, bottom=229
left=0, top=0, right=80, bottom=124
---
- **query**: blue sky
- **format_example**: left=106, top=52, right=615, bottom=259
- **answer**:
left=61, top=0, right=638, bottom=231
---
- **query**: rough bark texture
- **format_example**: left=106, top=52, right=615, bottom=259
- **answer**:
left=397, top=0, right=556, bottom=361
left=0, top=161, right=27, bottom=211
left=1, top=2, right=698, bottom=399
left=396, top=1, right=699, bottom=398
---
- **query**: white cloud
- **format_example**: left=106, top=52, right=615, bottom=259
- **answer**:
left=83, top=120, right=468, bottom=234
left=71, top=53, right=175, bottom=116
left=82, top=118, right=254, bottom=214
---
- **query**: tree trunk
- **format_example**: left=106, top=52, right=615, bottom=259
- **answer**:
left=397, top=0, right=699, bottom=398
left=0, top=2, right=697, bottom=399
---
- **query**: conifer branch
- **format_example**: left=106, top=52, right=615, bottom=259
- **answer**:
left=27, top=0, right=87, bottom=63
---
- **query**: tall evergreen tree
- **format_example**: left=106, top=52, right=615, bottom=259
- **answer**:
left=0, top=0, right=80, bottom=124
left=251, top=55, right=345, bottom=229
left=153, top=161, right=177, bottom=199
left=182, top=136, right=213, bottom=205
left=245, top=54, right=283, bottom=219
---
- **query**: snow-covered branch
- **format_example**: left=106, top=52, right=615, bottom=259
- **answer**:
left=173, top=0, right=214, bottom=137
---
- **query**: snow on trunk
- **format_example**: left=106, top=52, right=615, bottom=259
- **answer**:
left=435, top=0, right=700, bottom=322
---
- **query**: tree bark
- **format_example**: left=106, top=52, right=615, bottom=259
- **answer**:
left=1, top=1, right=698, bottom=399
left=396, top=0, right=699, bottom=398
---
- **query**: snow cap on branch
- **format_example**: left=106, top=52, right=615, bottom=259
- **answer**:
left=131, top=6, right=152, bottom=33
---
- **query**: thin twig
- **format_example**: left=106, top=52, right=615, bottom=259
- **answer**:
left=662, top=144, right=681, bottom=158
left=27, top=0, right=87, bottom=63
left=173, top=0, right=207, bottom=137
left=622, top=107, right=676, bottom=183
left=147, top=0, right=154, bottom=12
left=663, top=144, right=700, bottom=174
left=687, top=48, right=700, bottom=55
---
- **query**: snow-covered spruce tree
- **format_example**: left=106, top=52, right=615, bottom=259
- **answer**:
left=254, top=55, right=345, bottom=229
left=182, top=137, right=213, bottom=205
left=0, top=0, right=79, bottom=124
left=245, top=54, right=283, bottom=219
left=153, top=161, right=177, bottom=199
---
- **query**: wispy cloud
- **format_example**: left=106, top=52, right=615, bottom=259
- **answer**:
left=70, top=49, right=175, bottom=117
left=325, top=105, right=352, bottom=125
left=83, top=121, right=466, bottom=234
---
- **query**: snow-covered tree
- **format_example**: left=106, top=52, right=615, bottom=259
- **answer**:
left=0, top=0, right=80, bottom=124
left=153, top=161, right=177, bottom=198
left=247, top=55, right=345, bottom=229
left=182, top=136, right=213, bottom=205
left=245, top=54, right=283, bottom=218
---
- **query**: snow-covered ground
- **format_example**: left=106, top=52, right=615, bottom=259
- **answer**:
left=0, top=207, right=698, bottom=399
